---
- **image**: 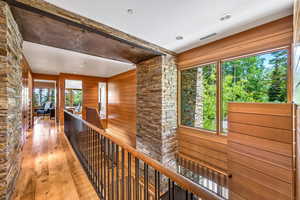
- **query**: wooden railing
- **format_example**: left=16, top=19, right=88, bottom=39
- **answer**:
left=64, top=111, right=225, bottom=200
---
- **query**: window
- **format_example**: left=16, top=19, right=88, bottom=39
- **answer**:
left=221, top=49, right=288, bottom=132
left=294, top=45, right=300, bottom=104
left=98, top=82, right=107, bottom=119
left=65, top=89, right=82, bottom=106
left=65, top=80, right=83, bottom=108
left=181, top=64, right=217, bottom=131
left=180, top=48, right=289, bottom=135
left=33, top=88, right=55, bottom=107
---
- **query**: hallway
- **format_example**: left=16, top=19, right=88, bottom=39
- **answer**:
left=12, top=118, right=98, bottom=200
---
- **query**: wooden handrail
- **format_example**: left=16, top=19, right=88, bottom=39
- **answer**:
left=64, top=110, right=224, bottom=200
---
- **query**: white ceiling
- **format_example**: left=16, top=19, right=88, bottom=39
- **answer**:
left=44, top=0, right=293, bottom=53
left=23, top=41, right=135, bottom=77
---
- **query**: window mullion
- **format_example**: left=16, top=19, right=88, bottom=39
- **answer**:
left=216, top=60, right=222, bottom=135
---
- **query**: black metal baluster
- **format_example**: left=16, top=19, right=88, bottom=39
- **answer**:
left=88, top=128, right=91, bottom=179
left=94, top=131, right=97, bottom=186
left=90, top=128, right=92, bottom=179
left=224, top=174, right=228, bottom=198
left=154, top=170, right=158, bottom=200
left=121, top=149, right=125, bottom=200
left=116, top=145, right=119, bottom=200
left=92, top=129, right=95, bottom=184
left=171, top=181, right=175, bottom=200
left=108, top=140, right=111, bottom=200
left=196, top=164, right=200, bottom=185
left=213, top=171, right=217, bottom=194
left=157, top=171, right=160, bottom=200
left=127, top=153, right=131, bottom=200
left=190, top=193, right=193, bottom=200
left=85, top=129, right=87, bottom=162
left=104, top=137, right=107, bottom=199
left=155, top=171, right=160, bottom=200
left=217, top=172, right=221, bottom=196
left=210, top=169, right=213, bottom=189
left=100, top=135, right=103, bottom=195
left=97, top=133, right=100, bottom=193
left=168, top=179, right=171, bottom=200
left=111, top=142, right=115, bottom=200
left=185, top=190, right=189, bottom=200
left=135, top=158, right=139, bottom=200
left=144, top=163, right=148, bottom=200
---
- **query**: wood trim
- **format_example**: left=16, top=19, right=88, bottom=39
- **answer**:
left=108, top=69, right=136, bottom=80
left=60, top=73, right=107, bottom=82
left=32, top=73, right=59, bottom=80
left=33, top=81, right=56, bottom=89
left=216, top=61, right=221, bottom=135
left=288, top=45, right=293, bottom=102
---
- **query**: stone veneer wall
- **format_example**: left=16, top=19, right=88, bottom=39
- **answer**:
left=136, top=55, right=177, bottom=170
left=0, top=2, right=23, bottom=200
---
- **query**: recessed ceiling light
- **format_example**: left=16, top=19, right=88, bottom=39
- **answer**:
left=220, top=14, right=231, bottom=21
left=176, top=36, right=183, bottom=40
left=127, top=9, right=134, bottom=15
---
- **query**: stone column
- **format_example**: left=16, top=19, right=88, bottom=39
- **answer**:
left=136, top=55, right=177, bottom=170
left=0, top=2, right=23, bottom=200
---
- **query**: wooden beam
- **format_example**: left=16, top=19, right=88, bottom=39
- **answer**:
left=8, top=0, right=175, bottom=63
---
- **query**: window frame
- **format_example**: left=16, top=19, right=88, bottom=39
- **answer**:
left=179, top=62, right=218, bottom=132
left=178, top=46, right=292, bottom=136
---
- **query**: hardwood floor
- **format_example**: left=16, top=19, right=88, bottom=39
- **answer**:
left=12, top=118, right=99, bottom=200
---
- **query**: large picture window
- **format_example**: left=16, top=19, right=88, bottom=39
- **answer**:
left=221, top=49, right=288, bottom=132
left=180, top=48, right=289, bottom=135
left=181, top=64, right=217, bottom=131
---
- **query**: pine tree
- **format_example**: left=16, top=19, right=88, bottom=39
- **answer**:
left=267, top=50, right=287, bottom=102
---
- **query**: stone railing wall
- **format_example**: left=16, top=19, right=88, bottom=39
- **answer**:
left=0, top=2, right=23, bottom=200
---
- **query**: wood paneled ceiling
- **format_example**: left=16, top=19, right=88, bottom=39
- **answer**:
left=9, top=0, right=169, bottom=64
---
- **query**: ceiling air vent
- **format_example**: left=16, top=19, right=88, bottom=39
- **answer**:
left=200, top=33, right=217, bottom=40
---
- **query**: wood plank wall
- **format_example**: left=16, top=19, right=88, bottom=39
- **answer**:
left=177, top=127, right=228, bottom=172
left=177, top=15, right=293, bottom=69
left=33, top=81, right=55, bottom=89
left=82, top=79, right=100, bottom=120
left=21, top=57, right=33, bottom=131
left=227, top=103, right=296, bottom=200
left=107, top=70, right=136, bottom=147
